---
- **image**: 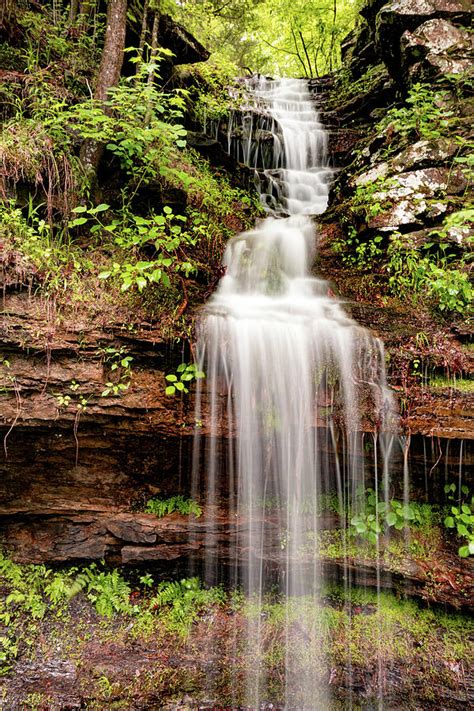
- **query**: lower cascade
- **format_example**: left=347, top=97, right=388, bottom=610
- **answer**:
left=193, top=78, right=397, bottom=708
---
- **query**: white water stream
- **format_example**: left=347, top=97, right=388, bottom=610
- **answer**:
left=193, top=78, right=394, bottom=708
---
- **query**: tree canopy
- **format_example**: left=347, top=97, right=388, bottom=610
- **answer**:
left=174, top=0, right=359, bottom=76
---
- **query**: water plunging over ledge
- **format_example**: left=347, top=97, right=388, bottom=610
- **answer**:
left=193, top=78, right=396, bottom=708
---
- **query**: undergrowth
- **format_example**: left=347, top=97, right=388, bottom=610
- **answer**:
left=145, top=496, right=203, bottom=518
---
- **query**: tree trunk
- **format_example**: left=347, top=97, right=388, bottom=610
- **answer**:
left=144, top=9, right=160, bottom=126
left=94, top=0, right=127, bottom=102
left=137, top=0, right=150, bottom=70
left=79, top=0, right=128, bottom=184
left=69, top=0, right=79, bottom=24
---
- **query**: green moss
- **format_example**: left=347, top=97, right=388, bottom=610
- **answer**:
left=429, top=376, right=474, bottom=392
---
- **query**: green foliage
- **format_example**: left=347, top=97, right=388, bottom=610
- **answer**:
left=97, top=206, right=198, bottom=293
left=145, top=496, right=202, bottom=518
left=443, top=483, right=474, bottom=557
left=429, top=376, right=474, bottom=393
left=340, top=227, right=384, bottom=270
left=165, top=363, right=205, bottom=396
left=387, top=232, right=471, bottom=315
left=149, top=577, right=224, bottom=637
left=0, top=201, right=91, bottom=294
left=350, top=488, right=435, bottom=545
left=379, top=83, right=454, bottom=142
left=68, top=566, right=132, bottom=617
left=427, top=264, right=472, bottom=314
left=98, top=346, right=133, bottom=397
left=176, top=0, right=357, bottom=77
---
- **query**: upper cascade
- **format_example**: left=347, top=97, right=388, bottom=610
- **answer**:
left=234, top=76, right=332, bottom=215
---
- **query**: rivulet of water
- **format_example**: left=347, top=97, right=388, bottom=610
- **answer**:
left=192, top=77, right=396, bottom=709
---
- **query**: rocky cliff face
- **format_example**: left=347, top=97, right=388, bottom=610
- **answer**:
left=316, top=0, right=472, bottom=440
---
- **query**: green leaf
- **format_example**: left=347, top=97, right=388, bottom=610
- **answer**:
left=176, top=363, right=187, bottom=373
left=70, top=217, right=88, bottom=227
left=165, top=386, right=176, bottom=396
left=98, top=271, right=111, bottom=280
left=71, top=205, right=88, bottom=213
left=458, top=545, right=470, bottom=558
left=90, top=203, right=109, bottom=214
left=461, top=504, right=471, bottom=515
left=175, top=382, right=185, bottom=392
left=386, top=512, right=397, bottom=527
left=165, top=374, right=177, bottom=382
left=136, top=276, right=147, bottom=291
left=444, top=516, right=455, bottom=528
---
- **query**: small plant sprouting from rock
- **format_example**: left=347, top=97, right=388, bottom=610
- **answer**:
left=165, top=363, right=205, bottom=396
left=443, top=483, right=474, bottom=558
left=350, top=488, right=435, bottom=545
left=99, top=346, right=133, bottom=398
left=145, top=496, right=202, bottom=519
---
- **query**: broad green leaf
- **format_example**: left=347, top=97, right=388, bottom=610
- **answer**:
left=386, top=512, right=397, bottom=527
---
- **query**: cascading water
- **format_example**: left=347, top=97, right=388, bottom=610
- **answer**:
left=193, top=78, right=396, bottom=708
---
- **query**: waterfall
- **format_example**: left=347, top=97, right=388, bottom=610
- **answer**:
left=193, top=78, right=396, bottom=708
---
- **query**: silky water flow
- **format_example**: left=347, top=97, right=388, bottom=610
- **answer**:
left=192, top=78, right=397, bottom=709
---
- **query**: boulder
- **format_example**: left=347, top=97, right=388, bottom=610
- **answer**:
left=354, top=139, right=459, bottom=187
left=366, top=167, right=467, bottom=229
left=159, top=14, right=210, bottom=65
left=340, top=19, right=378, bottom=77
left=401, top=18, right=473, bottom=81
left=375, top=0, right=471, bottom=79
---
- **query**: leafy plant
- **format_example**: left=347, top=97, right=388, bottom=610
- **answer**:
left=149, top=577, right=224, bottom=637
left=99, top=346, right=133, bottom=397
left=379, top=83, right=454, bottom=142
left=97, top=207, right=197, bottom=292
left=443, top=483, right=474, bottom=557
left=350, top=488, right=435, bottom=545
left=68, top=565, right=132, bottom=618
left=340, top=226, right=384, bottom=269
left=387, top=232, right=471, bottom=315
left=165, top=363, right=205, bottom=396
left=145, top=496, right=202, bottom=518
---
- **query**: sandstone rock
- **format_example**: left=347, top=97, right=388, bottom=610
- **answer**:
left=367, top=167, right=467, bottom=229
left=121, top=542, right=202, bottom=563
left=376, top=0, right=471, bottom=78
left=401, top=18, right=473, bottom=81
left=159, top=15, right=210, bottom=65
left=390, top=138, right=458, bottom=171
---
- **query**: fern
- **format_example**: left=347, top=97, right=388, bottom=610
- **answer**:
left=145, top=496, right=202, bottom=518
left=149, top=578, right=224, bottom=637
left=67, top=566, right=132, bottom=618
